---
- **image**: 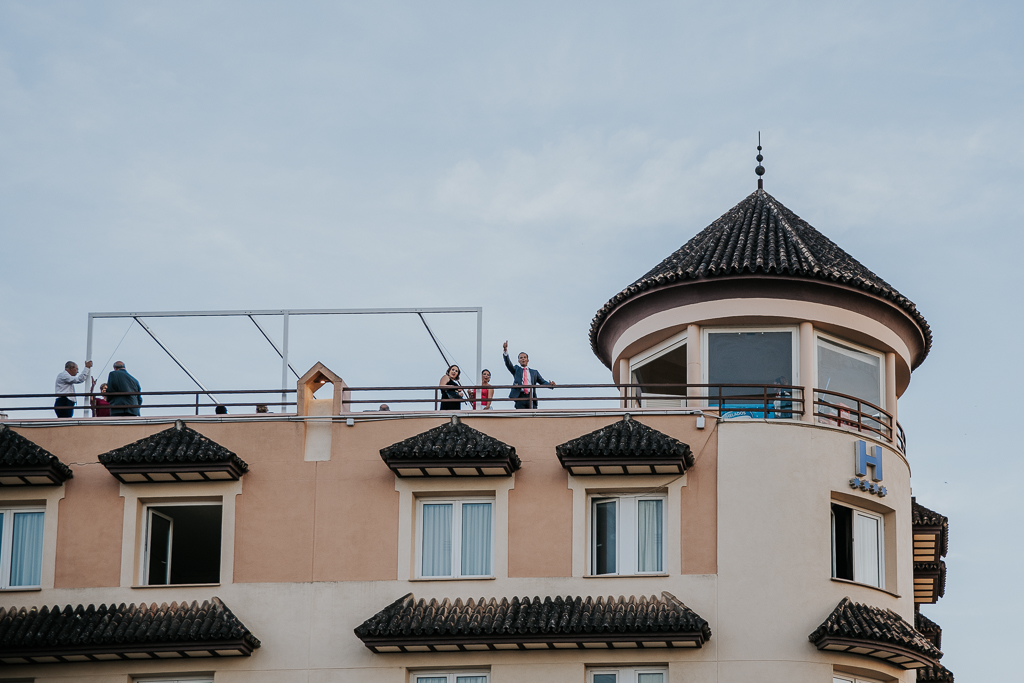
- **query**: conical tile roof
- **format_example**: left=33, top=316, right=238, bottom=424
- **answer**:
left=590, top=189, right=931, bottom=363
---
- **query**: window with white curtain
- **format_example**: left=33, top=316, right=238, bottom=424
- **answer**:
left=136, top=678, right=214, bottom=683
left=417, top=498, right=493, bottom=579
left=590, top=494, right=665, bottom=576
left=588, top=667, right=667, bottom=683
left=411, top=672, right=488, bottom=683
left=0, top=506, right=45, bottom=589
left=831, top=502, right=884, bottom=589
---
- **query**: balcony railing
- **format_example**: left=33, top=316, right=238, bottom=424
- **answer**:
left=0, top=383, right=904, bottom=452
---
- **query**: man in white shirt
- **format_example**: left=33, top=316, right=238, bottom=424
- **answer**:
left=54, top=360, right=93, bottom=418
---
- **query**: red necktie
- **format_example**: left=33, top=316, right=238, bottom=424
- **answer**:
left=522, top=366, right=530, bottom=395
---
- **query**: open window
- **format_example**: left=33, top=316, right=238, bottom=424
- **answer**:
left=416, top=498, right=494, bottom=579
left=588, top=667, right=667, bottom=683
left=591, top=494, right=665, bottom=576
left=817, top=334, right=886, bottom=432
left=0, top=506, right=44, bottom=589
left=142, top=503, right=222, bottom=585
left=629, top=331, right=687, bottom=407
left=831, top=502, right=884, bottom=589
left=704, top=327, right=797, bottom=417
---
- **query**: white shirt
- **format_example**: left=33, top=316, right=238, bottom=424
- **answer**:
left=55, top=369, right=90, bottom=402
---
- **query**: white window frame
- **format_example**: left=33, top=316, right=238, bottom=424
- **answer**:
left=833, top=674, right=883, bottom=683
left=410, top=671, right=489, bottom=683
left=415, top=497, right=495, bottom=579
left=0, top=505, right=46, bottom=590
left=629, top=330, right=688, bottom=407
left=135, top=678, right=214, bottom=683
left=815, top=332, right=885, bottom=409
left=588, top=666, right=669, bottom=683
left=831, top=502, right=885, bottom=590
left=589, top=493, right=667, bottom=577
left=701, top=325, right=800, bottom=385
left=139, top=500, right=223, bottom=586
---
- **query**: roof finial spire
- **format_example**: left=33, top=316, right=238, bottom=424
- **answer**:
left=755, top=132, right=765, bottom=190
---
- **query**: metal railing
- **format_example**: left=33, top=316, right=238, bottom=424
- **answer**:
left=813, top=389, right=894, bottom=444
left=0, top=383, right=903, bottom=452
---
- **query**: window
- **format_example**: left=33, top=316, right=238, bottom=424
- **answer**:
left=142, top=503, right=222, bottom=585
left=591, top=494, right=665, bottom=576
left=831, top=503, right=884, bottom=589
left=0, top=506, right=45, bottom=589
left=589, top=667, right=667, bottom=683
left=833, top=674, right=882, bottom=683
left=412, top=672, right=488, bottom=683
left=630, top=331, right=687, bottom=406
left=704, top=327, right=797, bottom=417
left=417, top=498, right=493, bottom=578
left=137, top=679, right=213, bottom=683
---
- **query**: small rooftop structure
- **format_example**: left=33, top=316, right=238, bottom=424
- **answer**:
left=296, top=362, right=350, bottom=416
left=555, top=414, right=694, bottom=475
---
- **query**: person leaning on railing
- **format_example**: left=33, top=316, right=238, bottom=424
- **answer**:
left=438, top=364, right=465, bottom=410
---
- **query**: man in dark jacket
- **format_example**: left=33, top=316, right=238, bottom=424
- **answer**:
left=502, top=341, right=556, bottom=409
left=107, top=361, right=142, bottom=416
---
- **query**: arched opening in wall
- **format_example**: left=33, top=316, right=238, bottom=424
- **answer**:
left=629, top=331, right=688, bottom=408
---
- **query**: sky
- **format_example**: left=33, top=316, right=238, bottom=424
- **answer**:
left=1, top=1, right=1022, bottom=677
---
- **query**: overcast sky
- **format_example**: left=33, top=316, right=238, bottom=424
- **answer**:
left=1, top=1, right=1022, bottom=676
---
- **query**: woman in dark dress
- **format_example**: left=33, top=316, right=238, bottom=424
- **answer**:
left=438, top=364, right=465, bottom=410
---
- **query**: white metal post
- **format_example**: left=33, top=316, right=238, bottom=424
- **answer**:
left=476, top=309, right=483, bottom=384
left=281, top=311, right=290, bottom=413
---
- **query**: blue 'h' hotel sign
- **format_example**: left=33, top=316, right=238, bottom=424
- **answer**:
left=850, top=440, right=887, bottom=497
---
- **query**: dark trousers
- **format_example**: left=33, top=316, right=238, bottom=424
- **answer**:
left=54, top=396, right=74, bottom=418
left=513, top=394, right=536, bottom=409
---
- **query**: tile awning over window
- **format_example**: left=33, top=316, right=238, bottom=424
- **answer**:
left=808, top=597, right=942, bottom=670
left=355, top=592, right=711, bottom=652
left=916, top=663, right=955, bottom=682
left=555, top=414, right=694, bottom=475
left=0, top=424, right=73, bottom=486
left=98, top=420, right=249, bottom=483
left=379, top=416, right=520, bottom=477
left=0, top=597, right=260, bottom=664
left=912, top=498, right=949, bottom=604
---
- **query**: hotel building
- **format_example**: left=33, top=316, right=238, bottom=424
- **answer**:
left=0, top=179, right=951, bottom=683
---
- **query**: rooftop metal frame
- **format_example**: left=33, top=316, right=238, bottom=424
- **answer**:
left=86, top=308, right=484, bottom=407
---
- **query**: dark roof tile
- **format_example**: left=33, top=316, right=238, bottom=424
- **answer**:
left=97, top=421, right=248, bottom=482
left=917, top=663, right=954, bottom=682
left=915, top=610, right=942, bottom=650
left=355, top=592, right=710, bottom=651
left=590, top=189, right=931, bottom=365
left=380, top=417, right=520, bottom=476
left=0, top=425, right=73, bottom=484
left=809, top=597, right=941, bottom=668
left=0, top=598, right=259, bottom=662
left=556, top=415, right=694, bottom=473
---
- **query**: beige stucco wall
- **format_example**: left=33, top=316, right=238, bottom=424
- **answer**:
left=0, top=414, right=919, bottom=682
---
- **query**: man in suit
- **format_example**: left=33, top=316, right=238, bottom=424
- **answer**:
left=502, top=341, right=556, bottom=409
left=107, top=361, right=142, bottom=416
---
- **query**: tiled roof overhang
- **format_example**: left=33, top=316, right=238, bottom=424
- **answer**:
left=915, top=610, right=942, bottom=650
left=0, top=598, right=260, bottom=664
left=808, top=597, right=942, bottom=669
left=913, top=561, right=946, bottom=604
left=355, top=592, right=711, bottom=652
left=0, top=425, right=73, bottom=486
left=98, top=420, right=249, bottom=483
left=912, top=498, right=949, bottom=561
left=555, top=415, right=694, bottom=475
left=917, top=663, right=955, bottom=682
left=379, top=416, right=521, bottom=477
left=589, top=189, right=931, bottom=369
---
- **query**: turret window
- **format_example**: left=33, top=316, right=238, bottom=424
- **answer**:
left=703, top=327, right=797, bottom=416
left=817, top=335, right=884, bottom=409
